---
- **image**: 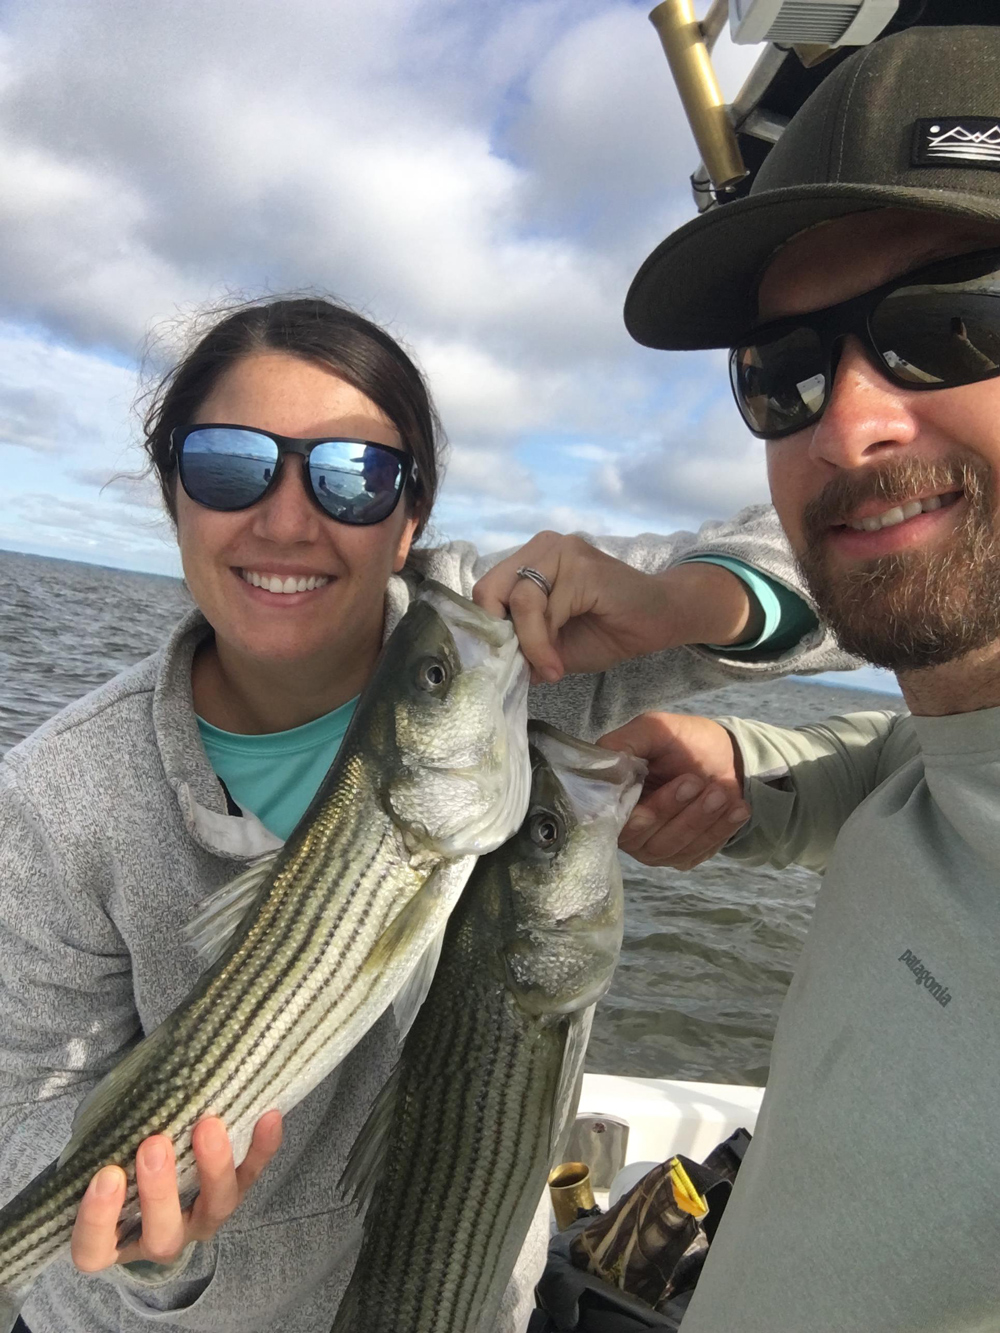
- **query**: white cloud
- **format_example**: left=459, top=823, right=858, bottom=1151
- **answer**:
left=441, top=447, right=539, bottom=503
left=0, top=0, right=784, bottom=577
left=0, top=326, right=138, bottom=455
left=595, top=397, right=771, bottom=523
left=419, top=339, right=557, bottom=441
left=0, top=322, right=179, bottom=569
left=0, top=487, right=178, bottom=572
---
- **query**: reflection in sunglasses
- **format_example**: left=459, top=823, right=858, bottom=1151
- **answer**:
left=882, top=348, right=942, bottom=384
left=795, top=374, right=825, bottom=413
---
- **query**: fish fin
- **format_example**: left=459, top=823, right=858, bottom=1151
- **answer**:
left=57, top=1029, right=166, bottom=1167
left=549, top=1007, right=595, bottom=1165
left=330, top=1272, right=361, bottom=1333
left=338, top=1062, right=403, bottom=1213
left=184, top=852, right=279, bottom=966
left=0, top=1290, right=24, bottom=1333
left=364, top=863, right=453, bottom=976
left=391, top=924, right=446, bottom=1041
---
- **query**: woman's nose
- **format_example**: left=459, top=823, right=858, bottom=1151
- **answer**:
left=807, top=335, right=920, bottom=470
left=251, top=456, right=321, bottom=541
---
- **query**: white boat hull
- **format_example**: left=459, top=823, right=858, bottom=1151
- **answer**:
left=577, top=1073, right=764, bottom=1168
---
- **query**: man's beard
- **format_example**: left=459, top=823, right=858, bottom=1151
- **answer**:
left=797, top=455, right=1000, bottom=673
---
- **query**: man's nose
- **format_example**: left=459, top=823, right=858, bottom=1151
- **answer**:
left=251, top=456, right=321, bottom=541
left=807, top=335, right=920, bottom=469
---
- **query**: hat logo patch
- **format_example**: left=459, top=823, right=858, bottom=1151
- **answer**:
left=913, top=118, right=1000, bottom=170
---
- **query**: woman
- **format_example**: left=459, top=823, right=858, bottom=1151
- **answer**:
left=0, top=297, right=848, bottom=1333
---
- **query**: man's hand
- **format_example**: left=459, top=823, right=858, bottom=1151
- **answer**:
left=599, top=713, right=749, bottom=870
left=71, top=1111, right=283, bottom=1273
left=472, top=533, right=761, bottom=684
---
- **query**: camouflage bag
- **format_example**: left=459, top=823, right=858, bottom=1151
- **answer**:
left=531, top=1128, right=750, bottom=1331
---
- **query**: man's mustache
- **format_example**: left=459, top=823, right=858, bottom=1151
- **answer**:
left=802, top=457, right=980, bottom=545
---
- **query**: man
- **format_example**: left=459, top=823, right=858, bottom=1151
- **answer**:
left=599, top=23, right=1000, bottom=1332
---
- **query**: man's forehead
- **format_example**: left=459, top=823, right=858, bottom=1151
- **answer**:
left=757, top=210, right=1000, bottom=322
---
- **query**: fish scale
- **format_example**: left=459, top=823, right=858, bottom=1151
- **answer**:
left=0, top=741, right=411, bottom=1286
left=0, top=582, right=531, bottom=1333
left=332, top=722, right=646, bottom=1333
left=385, top=979, right=560, bottom=1333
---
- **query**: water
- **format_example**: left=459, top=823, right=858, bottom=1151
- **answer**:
left=0, top=547, right=905, bottom=1086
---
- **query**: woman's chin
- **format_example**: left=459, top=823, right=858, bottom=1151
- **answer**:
left=226, top=627, right=345, bottom=669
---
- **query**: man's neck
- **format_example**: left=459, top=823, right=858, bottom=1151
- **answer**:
left=898, top=643, right=1000, bottom=717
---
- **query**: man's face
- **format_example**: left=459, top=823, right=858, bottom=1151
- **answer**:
left=760, top=210, right=1000, bottom=672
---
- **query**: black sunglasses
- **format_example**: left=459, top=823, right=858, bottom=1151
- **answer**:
left=172, top=424, right=418, bottom=526
left=730, top=247, right=1000, bottom=440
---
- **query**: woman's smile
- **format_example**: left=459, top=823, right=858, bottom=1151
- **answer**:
left=236, top=567, right=333, bottom=596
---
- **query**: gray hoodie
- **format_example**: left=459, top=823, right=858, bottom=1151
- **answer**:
left=0, top=517, right=852, bottom=1332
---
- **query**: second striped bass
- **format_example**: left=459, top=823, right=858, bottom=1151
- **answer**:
left=332, top=721, right=645, bottom=1333
left=0, top=580, right=530, bottom=1333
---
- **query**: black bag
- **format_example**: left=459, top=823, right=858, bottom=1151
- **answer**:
left=531, top=1128, right=751, bottom=1332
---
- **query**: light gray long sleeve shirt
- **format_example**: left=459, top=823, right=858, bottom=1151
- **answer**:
left=0, top=515, right=852, bottom=1333
left=682, top=704, right=1000, bottom=1333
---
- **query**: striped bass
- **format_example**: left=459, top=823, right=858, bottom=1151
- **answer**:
left=0, top=580, right=530, bottom=1332
left=332, top=720, right=645, bottom=1333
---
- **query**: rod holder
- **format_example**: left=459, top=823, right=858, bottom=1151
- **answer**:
left=649, top=0, right=748, bottom=193
left=548, top=1161, right=597, bottom=1231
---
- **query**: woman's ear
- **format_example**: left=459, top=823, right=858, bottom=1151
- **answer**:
left=392, top=510, right=421, bottom=572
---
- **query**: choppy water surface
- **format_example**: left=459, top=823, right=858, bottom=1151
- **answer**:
left=0, top=547, right=904, bottom=1085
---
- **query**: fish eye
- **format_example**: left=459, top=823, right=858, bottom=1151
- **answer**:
left=529, top=811, right=563, bottom=849
left=416, top=656, right=450, bottom=692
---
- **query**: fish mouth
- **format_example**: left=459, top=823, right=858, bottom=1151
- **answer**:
left=418, top=580, right=523, bottom=652
left=414, top=582, right=532, bottom=857
left=528, top=721, right=647, bottom=831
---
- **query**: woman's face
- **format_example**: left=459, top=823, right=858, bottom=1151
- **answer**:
left=175, top=351, right=420, bottom=670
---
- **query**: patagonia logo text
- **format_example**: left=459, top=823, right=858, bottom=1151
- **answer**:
left=912, top=118, right=1000, bottom=170
left=898, top=949, right=952, bottom=1007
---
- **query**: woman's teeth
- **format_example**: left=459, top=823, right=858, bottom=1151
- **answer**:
left=240, top=570, right=330, bottom=594
left=846, top=493, right=955, bottom=533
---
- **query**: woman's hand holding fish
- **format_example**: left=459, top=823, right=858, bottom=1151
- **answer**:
left=599, top=712, right=749, bottom=870
left=70, top=1111, right=282, bottom=1274
left=473, top=533, right=761, bottom=684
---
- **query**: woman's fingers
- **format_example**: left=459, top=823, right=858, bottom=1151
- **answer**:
left=619, top=772, right=749, bottom=868
left=507, top=579, right=562, bottom=683
left=472, top=536, right=565, bottom=682
left=186, top=1111, right=280, bottom=1239
left=234, top=1110, right=283, bottom=1199
left=74, top=1111, right=284, bottom=1274
left=186, top=1116, right=239, bottom=1241
left=119, top=1134, right=186, bottom=1265
left=71, top=1165, right=127, bottom=1273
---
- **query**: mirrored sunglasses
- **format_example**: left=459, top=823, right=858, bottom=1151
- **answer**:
left=730, top=247, right=1000, bottom=440
left=172, top=424, right=417, bottom=526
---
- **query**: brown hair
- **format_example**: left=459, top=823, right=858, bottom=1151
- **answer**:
left=141, top=296, right=444, bottom=538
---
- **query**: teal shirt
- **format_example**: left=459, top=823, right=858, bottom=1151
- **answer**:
left=197, top=697, right=358, bottom=840
left=680, top=555, right=817, bottom=656
left=196, top=560, right=816, bottom=838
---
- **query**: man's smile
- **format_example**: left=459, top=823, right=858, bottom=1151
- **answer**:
left=817, top=488, right=967, bottom=561
left=841, top=490, right=962, bottom=532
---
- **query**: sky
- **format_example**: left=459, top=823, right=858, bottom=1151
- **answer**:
left=0, top=0, right=898, bottom=693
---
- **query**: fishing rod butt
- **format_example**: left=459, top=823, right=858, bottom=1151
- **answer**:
left=648, top=0, right=747, bottom=192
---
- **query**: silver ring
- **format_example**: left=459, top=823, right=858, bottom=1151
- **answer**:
left=515, top=566, right=553, bottom=597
